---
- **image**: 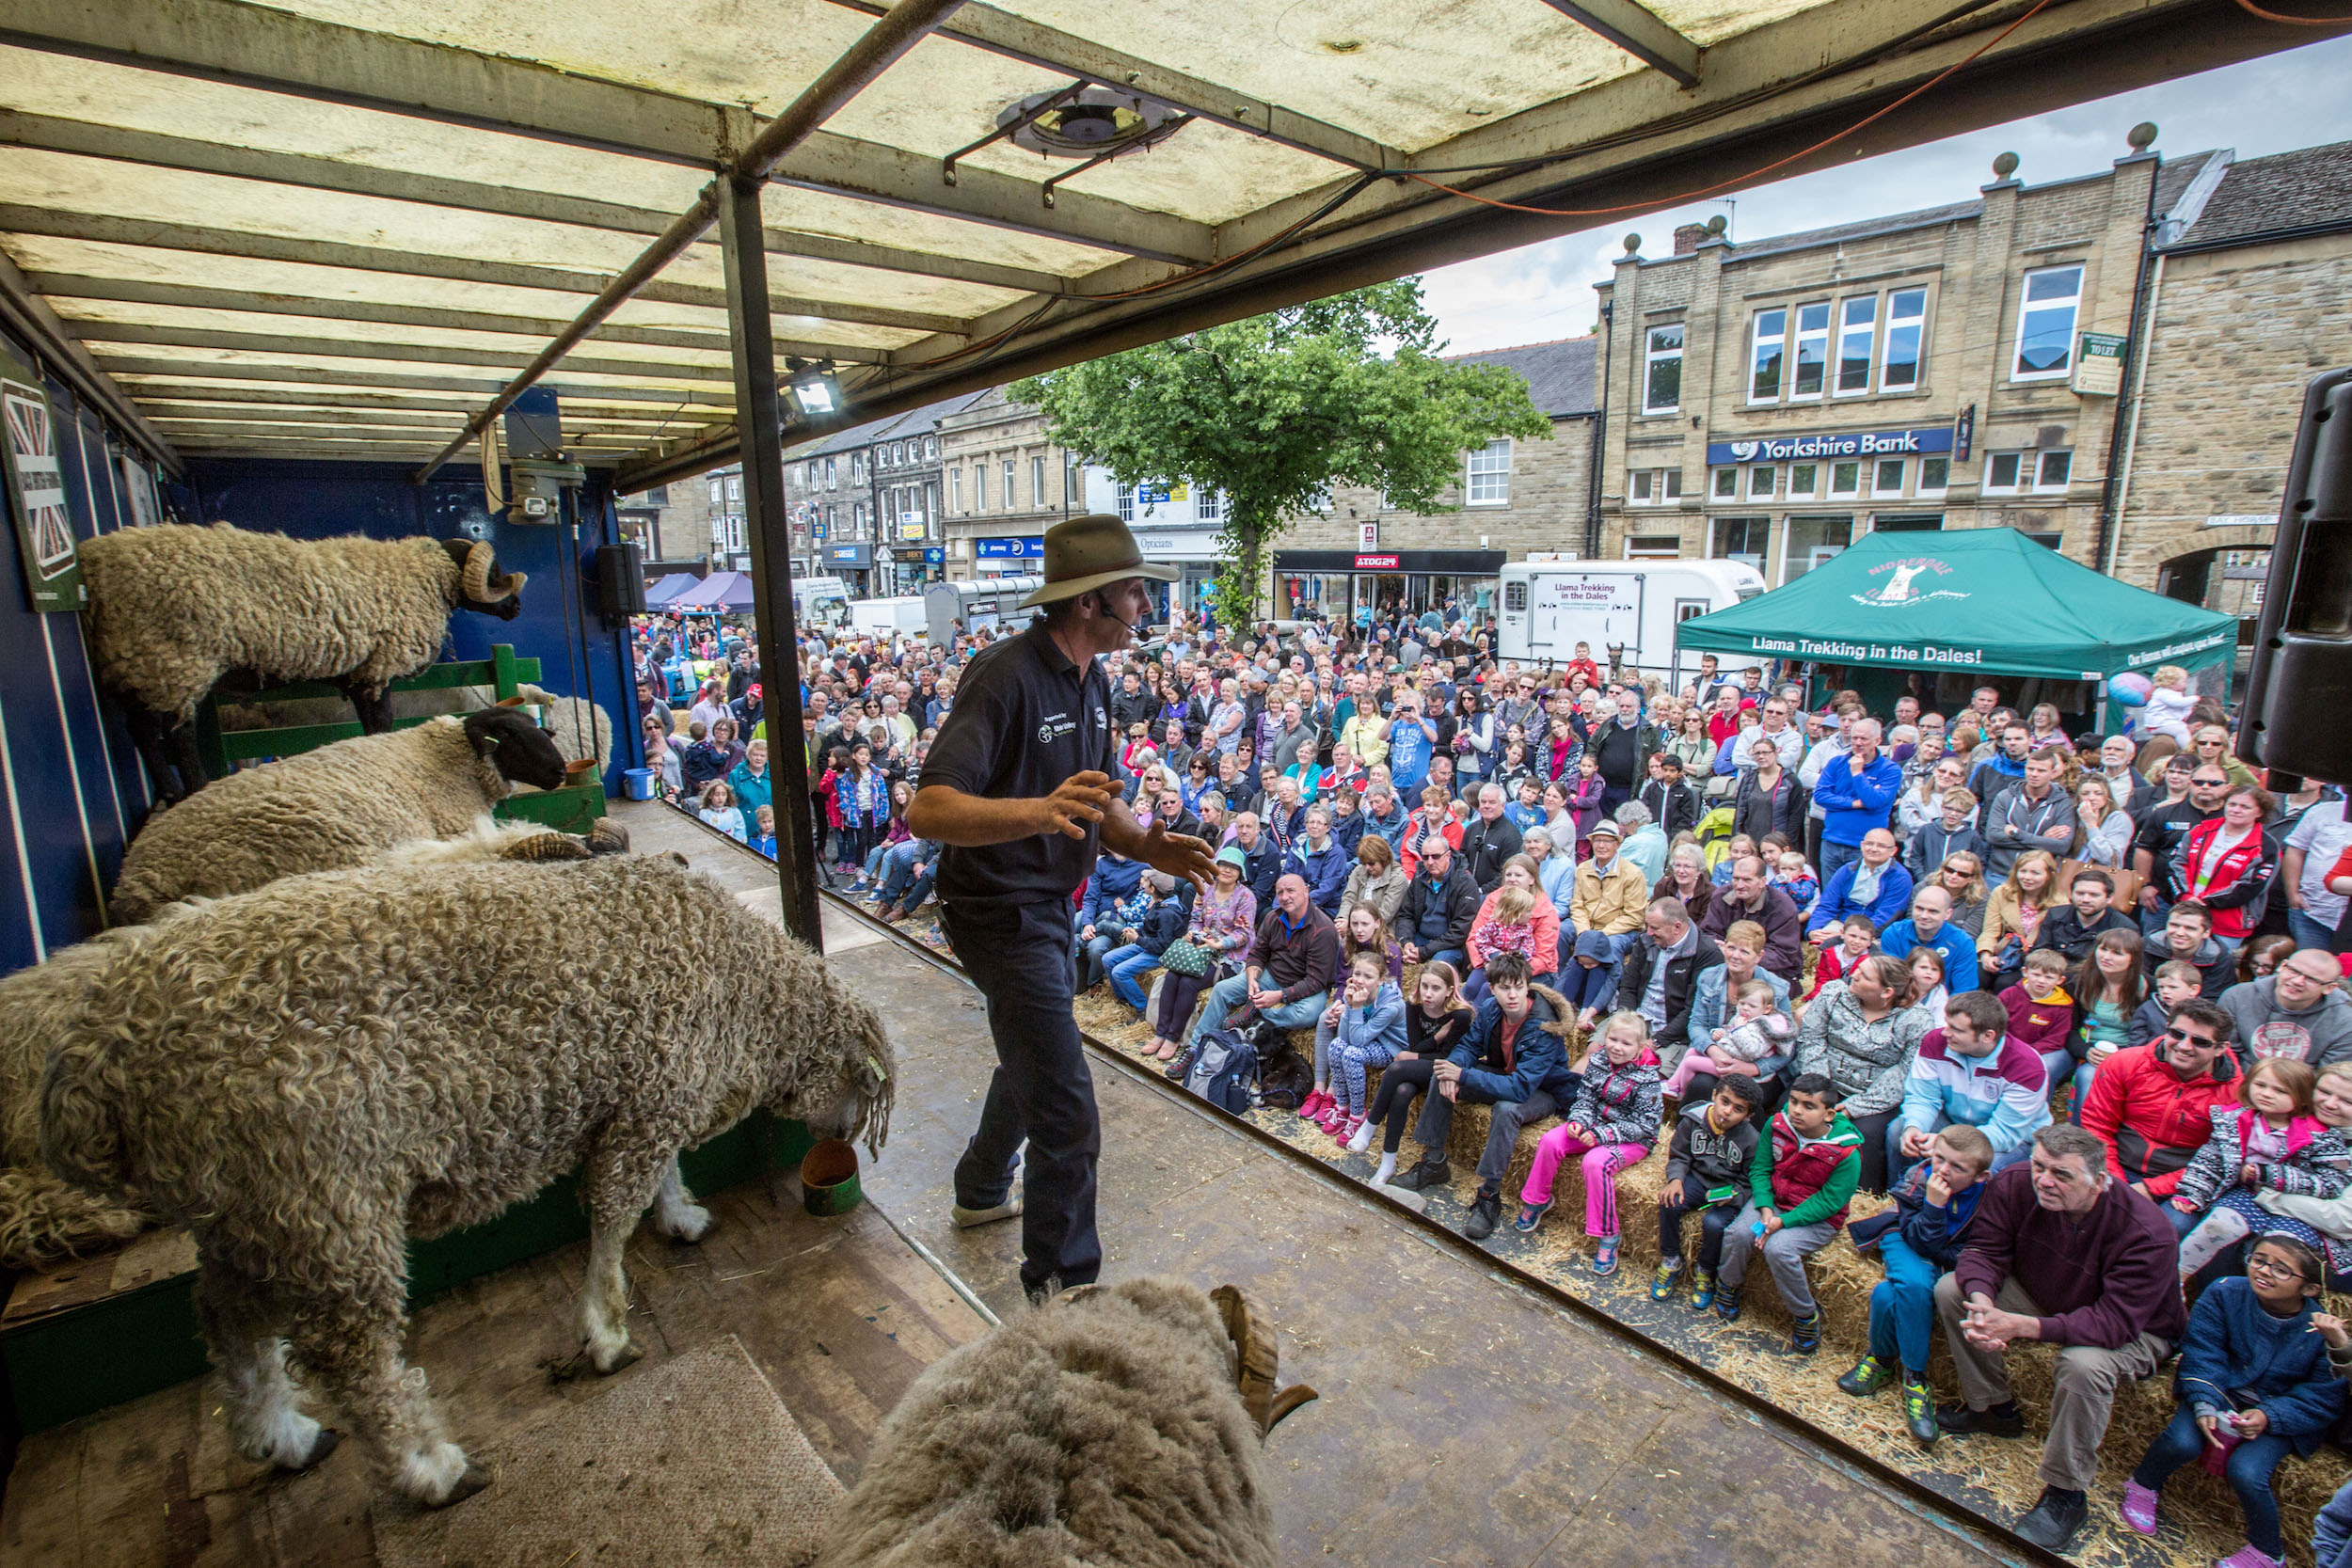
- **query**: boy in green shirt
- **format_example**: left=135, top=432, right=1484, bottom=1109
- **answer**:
left=1712, top=1073, right=1864, bottom=1354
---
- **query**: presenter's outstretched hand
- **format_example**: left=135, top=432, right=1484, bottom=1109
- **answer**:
left=1039, top=771, right=1116, bottom=838
left=1139, top=819, right=1217, bottom=891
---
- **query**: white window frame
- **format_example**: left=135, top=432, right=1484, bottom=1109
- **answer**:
left=1643, top=325, right=1683, bottom=415
left=1031, top=455, right=1046, bottom=506
left=1828, top=460, right=1863, bottom=499
left=1916, top=456, right=1950, bottom=499
left=1786, top=462, right=1820, bottom=502
left=1196, top=486, right=1222, bottom=523
left=2011, top=263, right=2085, bottom=382
left=1625, top=533, right=1682, bottom=560
left=1790, top=301, right=1831, bottom=402
left=1466, top=438, right=1512, bottom=506
left=2034, top=450, right=2074, bottom=492
left=1710, top=467, right=1740, bottom=501
left=1003, top=458, right=1016, bottom=511
left=1747, top=465, right=1777, bottom=500
left=947, top=467, right=961, bottom=514
left=1835, top=295, right=1878, bottom=397
left=1880, top=288, right=1928, bottom=390
left=1630, top=469, right=1656, bottom=504
left=824, top=457, right=837, bottom=488
left=926, top=436, right=939, bottom=459
left=1983, top=452, right=2026, bottom=494
left=1870, top=457, right=1908, bottom=499
left=974, top=465, right=988, bottom=512
left=1116, top=482, right=1135, bottom=522
left=1748, top=308, right=1787, bottom=404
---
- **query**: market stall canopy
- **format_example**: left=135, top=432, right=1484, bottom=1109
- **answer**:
left=1673, top=530, right=2238, bottom=682
left=0, top=0, right=2307, bottom=487
left=644, top=572, right=705, bottom=607
left=668, top=571, right=760, bottom=611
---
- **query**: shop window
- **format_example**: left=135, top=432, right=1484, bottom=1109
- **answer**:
left=1749, top=309, right=1785, bottom=403
left=2012, top=263, right=2084, bottom=381
left=1917, top=457, right=1949, bottom=499
left=1787, top=462, right=1820, bottom=501
left=1874, top=514, right=1944, bottom=532
left=1828, top=461, right=1861, bottom=499
left=1466, top=438, right=1512, bottom=505
left=1711, top=515, right=1769, bottom=572
left=1784, top=515, right=1853, bottom=579
left=1711, top=467, right=1739, bottom=500
left=1626, top=534, right=1681, bottom=559
left=1881, top=289, right=1927, bottom=389
left=1644, top=325, right=1683, bottom=414
left=1836, top=295, right=1876, bottom=395
left=1791, top=301, right=1830, bottom=400
left=1871, top=458, right=1907, bottom=499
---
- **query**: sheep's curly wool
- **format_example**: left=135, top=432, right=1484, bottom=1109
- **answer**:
left=40, top=853, right=894, bottom=1502
left=77, top=523, right=465, bottom=722
left=816, top=1277, right=1279, bottom=1568
left=106, top=717, right=524, bottom=924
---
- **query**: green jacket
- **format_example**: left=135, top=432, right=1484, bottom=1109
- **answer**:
left=1750, top=1108, right=1864, bottom=1229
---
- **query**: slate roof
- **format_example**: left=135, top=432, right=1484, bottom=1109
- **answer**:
left=1443, top=335, right=1598, bottom=418
left=1722, top=198, right=1985, bottom=263
left=2174, top=139, right=2352, bottom=246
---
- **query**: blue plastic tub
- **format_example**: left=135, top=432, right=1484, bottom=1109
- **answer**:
left=622, top=767, right=657, bottom=800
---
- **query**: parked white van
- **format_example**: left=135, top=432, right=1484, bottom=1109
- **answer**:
left=1496, top=559, right=1767, bottom=687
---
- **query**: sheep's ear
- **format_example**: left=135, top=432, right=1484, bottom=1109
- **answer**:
left=495, top=695, right=528, bottom=708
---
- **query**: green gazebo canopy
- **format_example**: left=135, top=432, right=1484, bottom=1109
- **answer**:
left=1674, top=530, right=2237, bottom=682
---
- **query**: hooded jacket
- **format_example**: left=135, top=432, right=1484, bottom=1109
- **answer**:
left=1394, top=860, right=1482, bottom=955
left=2170, top=1278, right=2347, bottom=1456
left=2170, top=819, right=2280, bottom=940
left=1750, top=1107, right=1865, bottom=1227
left=2167, top=1104, right=2347, bottom=1214
left=2077, top=1040, right=2245, bottom=1196
left=1446, top=990, right=1577, bottom=1103
left=1848, top=1157, right=1988, bottom=1267
left=2221, top=975, right=2352, bottom=1071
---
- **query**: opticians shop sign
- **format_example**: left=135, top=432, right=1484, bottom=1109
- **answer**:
left=1706, top=425, right=1955, bottom=467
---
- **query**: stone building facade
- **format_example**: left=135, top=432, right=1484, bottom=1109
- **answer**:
left=938, top=388, right=1083, bottom=582
left=781, top=391, right=979, bottom=596
left=1589, top=136, right=2210, bottom=589
left=2114, top=140, right=2352, bottom=603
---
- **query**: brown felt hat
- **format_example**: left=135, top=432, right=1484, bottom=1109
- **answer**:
left=1018, top=514, right=1180, bottom=608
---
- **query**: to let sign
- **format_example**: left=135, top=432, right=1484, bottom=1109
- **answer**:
left=2073, top=333, right=2127, bottom=397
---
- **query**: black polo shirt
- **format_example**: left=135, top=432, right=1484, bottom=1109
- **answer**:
left=929, top=619, right=1116, bottom=907
left=2135, top=800, right=2221, bottom=901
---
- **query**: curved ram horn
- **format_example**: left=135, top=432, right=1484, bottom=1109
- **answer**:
left=1211, top=1284, right=1317, bottom=1438
left=462, top=542, right=526, bottom=602
left=497, top=832, right=591, bottom=862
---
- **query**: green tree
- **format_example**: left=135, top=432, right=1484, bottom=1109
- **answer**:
left=1012, top=279, right=1549, bottom=626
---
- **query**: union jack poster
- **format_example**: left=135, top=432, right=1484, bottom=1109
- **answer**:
left=0, top=341, right=82, bottom=611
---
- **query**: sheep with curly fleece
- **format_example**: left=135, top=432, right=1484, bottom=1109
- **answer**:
left=40, top=853, right=893, bottom=1507
left=0, top=822, right=630, bottom=1271
left=77, top=521, right=525, bottom=801
left=106, top=705, right=572, bottom=925
left=816, top=1277, right=1315, bottom=1568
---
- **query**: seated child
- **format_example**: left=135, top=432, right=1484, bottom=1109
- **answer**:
left=2000, top=947, right=2078, bottom=1098
left=1506, top=777, right=1548, bottom=832
left=1651, top=1075, right=1768, bottom=1308
left=747, top=803, right=777, bottom=858
left=2136, top=958, right=2201, bottom=1051
left=1772, top=849, right=1820, bottom=921
left=2122, top=1236, right=2347, bottom=1568
left=2138, top=663, right=2197, bottom=748
left=1309, top=952, right=1404, bottom=1144
left=1102, top=872, right=1190, bottom=1013
left=1559, top=930, right=1621, bottom=1020
left=2173, top=1057, right=2351, bottom=1277
left=1805, top=916, right=1877, bottom=1003
left=2247, top=1061, right=2352, bottom=1288
left=1838, top=1124, right=1994, bottom=1446
left=1662, top=977, right=1795, bottom=1099
left=1715, top=1072, right=1863, bottom=1353
left=698, top=780, right=746, bottom=841
left=1514, top=1010, right=1664, bottom=1277
left=1464, top=884, right=1545, bottom=1007
left=1711, top=834, right=1758, bottom=888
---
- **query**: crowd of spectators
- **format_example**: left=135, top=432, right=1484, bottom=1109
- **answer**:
left=636, top=598, right=2352, bottom=1563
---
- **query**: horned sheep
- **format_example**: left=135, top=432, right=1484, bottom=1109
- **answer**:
left=39, top=852, right=892, bottom=1506
left=77, top=521, right=526, bottom=800
left=816, top=1276, right=1315, bottom=1568
left=106, top=706, right=572, bottom=924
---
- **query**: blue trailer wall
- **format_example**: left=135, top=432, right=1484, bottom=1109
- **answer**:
left=0, top=343, right=638, bottom=977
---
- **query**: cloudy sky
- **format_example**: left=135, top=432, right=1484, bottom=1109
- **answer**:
left=1420, top=34, right=2352, bottom=354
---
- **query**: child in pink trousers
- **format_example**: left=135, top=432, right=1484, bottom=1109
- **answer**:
left=1513, top=1011, right=1664, bottom=1275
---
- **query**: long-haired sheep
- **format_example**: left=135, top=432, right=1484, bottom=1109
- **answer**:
left=0, top=823, right=633, bottom=1270
left=815, top=1277, right=1315, bottom=1568
left=77, top=521, right=526, bottom=801
left=39, top=853, right=892, bottom=1507
left=106, top=705, right=572, bottom=924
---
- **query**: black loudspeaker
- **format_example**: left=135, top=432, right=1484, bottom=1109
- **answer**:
left=2238, top=367, right=2352, bottom=784
left=597, top=542, right=646, bottom=618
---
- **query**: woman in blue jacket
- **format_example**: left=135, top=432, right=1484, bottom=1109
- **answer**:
left=2121, top=1236, right=2348, bottom=1568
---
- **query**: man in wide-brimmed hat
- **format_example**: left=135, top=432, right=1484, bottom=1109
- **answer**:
left=909, top=514, right=1217, bottom=1305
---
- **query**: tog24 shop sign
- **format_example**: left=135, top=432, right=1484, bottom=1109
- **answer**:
left=1706, top=425, right=1955, bottom=467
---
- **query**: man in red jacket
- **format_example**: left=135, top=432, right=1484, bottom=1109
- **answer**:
left=1932, top=1124, right=2186, bottom=1551
left=2075, top=997, right=2239, bottom=1226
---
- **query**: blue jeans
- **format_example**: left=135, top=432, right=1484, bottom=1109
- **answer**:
left=2133, top=1405, right=2294, bottom=1558
left=1104, top=945, right=1160, bottom=1010
left=1867, top=1231, right=1943, bottom=1374
left=1189, top=973, right=1328, bottom=1046
left=1819, top=838, right=1860, bottom=887
left=2292, top=909, right=2338, bottom=952
left=1413, top=945, right=1468, bottom=975
left=1076, top=931, right=1121, bottom=990
left=943, top=899, right=1102, bottom=1291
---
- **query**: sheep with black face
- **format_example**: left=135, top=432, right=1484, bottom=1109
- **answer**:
left=77, top=522, right=525, bottom=800
left=106, top=705, right=574, bottom=925
left=40, top=853, right=893, bottom=1507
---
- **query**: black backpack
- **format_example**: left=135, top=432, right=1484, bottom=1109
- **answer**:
left=1183, top=1028, right=1260, bottom=1115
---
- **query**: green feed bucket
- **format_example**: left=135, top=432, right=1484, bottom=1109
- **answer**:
left=800, top=1139, right=863, bottom=1217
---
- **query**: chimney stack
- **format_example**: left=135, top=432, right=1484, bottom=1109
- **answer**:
left=1673, top=222, right=1708, bottom=255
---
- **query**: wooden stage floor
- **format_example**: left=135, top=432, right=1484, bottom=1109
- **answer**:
left=0, top=806, right=2034, bottom=1567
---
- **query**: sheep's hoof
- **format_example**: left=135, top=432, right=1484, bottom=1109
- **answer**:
left=432, top=1464, right=494, bottom=1508
left=591, top=1339, right=643, bottom=1376
left=662, top=1208, right=714, bottom=1245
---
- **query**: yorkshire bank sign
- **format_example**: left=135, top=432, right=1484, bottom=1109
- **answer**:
left=1706, top=425, right=1955, bottom=467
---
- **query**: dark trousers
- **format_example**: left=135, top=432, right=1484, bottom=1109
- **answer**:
left=1846, top=1105, right=1899, bottom=1196
left=2134, top=1406, right=2293, bottom=1557
left=942, top=899, right=1103, bottom=1290
left=1370, top=1058, right=1439, bottom=1154
left=1657, top=1175, right=1738, bottom=1271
